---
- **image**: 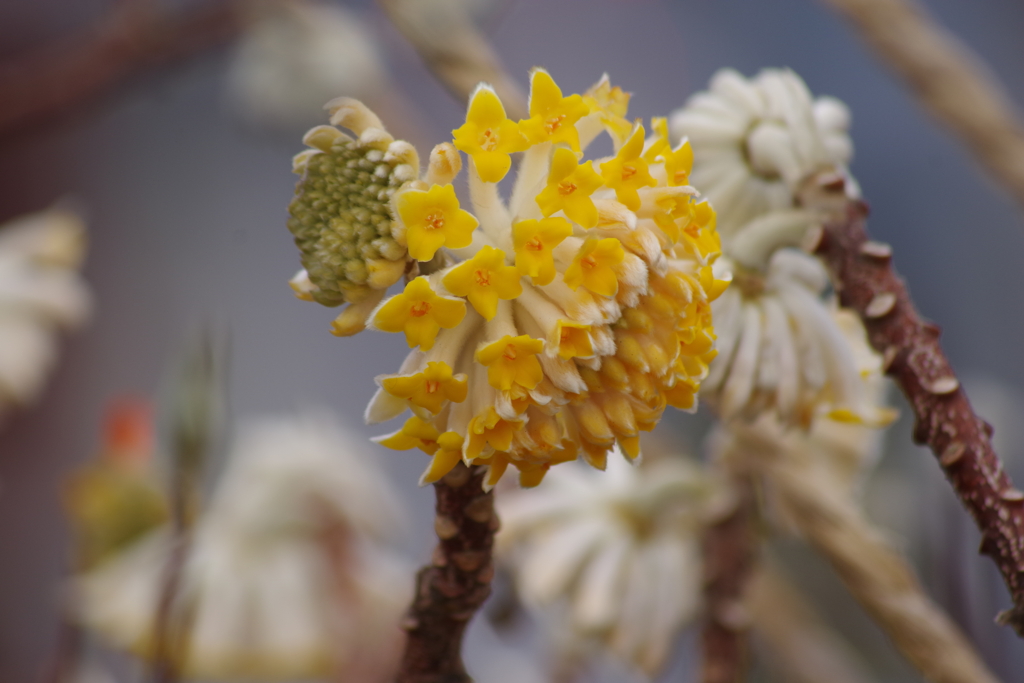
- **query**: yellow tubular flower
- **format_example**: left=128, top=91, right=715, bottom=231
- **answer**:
left=583, top=74, right=633, bottom=144
left=396, top=184, right=479, bottom=261
left=512, top=217, right=573, bottom=285
left=520, top=69, right=590, bottom=152
left=371, top=277, right=466, bottom=350
left=380, top=361, right=468, bottom=415
left=663, top=139, right=694, bottom=187
left=466, top=408, right=518, bottom=460
left=643, top=117, right=672, bottom=163
left=600, top=124, right=657, bottom=210
left=563, top=237, right=626, bottom=297
left=535, top=148, right=603, bottom=229
left=475, top=335, right=545, bottom=392
left=292, top=73, right=727, bottom=489
left=419, top=432, right=465, bottom=485
left=452, top=85, right=529, bottom=183
left=442, top=246, right=523, bottom=320
left=374, top=416, right=441, bottom=453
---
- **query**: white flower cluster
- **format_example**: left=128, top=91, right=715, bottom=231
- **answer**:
left=73, top=413, right=410, bottom=681
left=671, top=69, right=877, bottom=426
left=0, top=207, right=90, bottom=423
left=496, top=452, right=729, bottom=675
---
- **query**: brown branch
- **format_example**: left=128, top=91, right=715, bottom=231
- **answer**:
left=397, top=463, right=497, bottom=683
left=377, top=0, right=527, bottom=119
left=0, top=0, right=248, bottom=142
left=818, top=0, right=1024, bottom=212
left=700, top=476, right=758, bottom=683
left=813, top=198, right=1024, bottom=635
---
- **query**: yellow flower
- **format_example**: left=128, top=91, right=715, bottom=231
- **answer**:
left=535, top=147, right=604, bottom=229
left=380, top=361, right=468, bottom=416
left=442, top=245, right=523, bottom=320
left=371, top=277, right=466, bottom=350
left=465, top=407, right=518, bottom=460
left=643, top=116, right=672, bottom=163
left=419, top=432, right=465, bottom=485
left=294, top=75, right=727, bottom=489
left=374, top=415, right=441, bottom=453
left=475, top=334, right=545, bottom=393
left=583, top=74, right=633, bottom=145
left=600, top=124, right=656, bottom=210
left=396, top=184, right=478, bottom=261
left=659, top=116, right=692, bottom=187
left=512, top=217, right=573, bottom=285
left=553, top=321, right=594, bottom=359
left=452, top=85, right=529, bottom=183
left=563, top=237, right=625, bottom=297
left=520, top=69, right=590, bottom=152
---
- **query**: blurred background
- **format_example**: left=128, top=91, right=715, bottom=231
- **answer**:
left=1, top=0, right=1024, bottom=681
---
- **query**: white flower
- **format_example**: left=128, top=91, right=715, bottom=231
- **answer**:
left=703, top=248, right=877, bottom=426
left=671, top=68, right=872, bottom=425
left=670, top=67, right=856, bottom=252
left=0, top=207, right=90, bottom=422
left=713, top=308, right=895, bottom=491
left=73, top=412, right=410, bottom=681
left=496, top=452, right=727, bottom=675
left=226, top=1, right=387, bottom=133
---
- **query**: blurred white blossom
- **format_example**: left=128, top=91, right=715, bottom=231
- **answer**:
left=670, top=67, right=856, bottom=250
left=226, top=1, right=387, bottom=133
left=0, top=207, right=90, bottom=423
left=496, top=452, right=729, bottom=676
left=671, top=69, right=872, bottom=426
left=74, top=412, right=410, bottom=681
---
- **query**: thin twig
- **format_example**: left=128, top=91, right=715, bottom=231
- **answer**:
left=818, top=0, right=1024, bottom=212
left=700, top=476, right=758, bottom=683
left=726, top=419, right=1001, bottom=683
left=397, top=463, right=497, bottom=683
left=747, top=566, right=876, bottom=683
left=812, top=198, right=1024, bottom=635
left=377, top=0, right=527, bottom=118
left=0, top=0, right=248, bottom=141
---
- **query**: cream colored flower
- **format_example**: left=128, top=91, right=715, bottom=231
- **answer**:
left=713, top=308, right=896, bottom=489
left=671, top=69, right=874, bottom=426
left=226, top=1, right=387, bottom=132
left=702, top=249, right=884, bottom=426
left=0, top=207, right=90, bottom=422
left=496, top=452, right=727, bottom=675
left=290, top=69, right=728, bottom=489
left=669, top=67, right=856, bottom=253
left=73, top=412, right=410, bottom=681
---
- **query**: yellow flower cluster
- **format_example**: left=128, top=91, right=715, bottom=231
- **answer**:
left=296, top=69, right=728, bottom=489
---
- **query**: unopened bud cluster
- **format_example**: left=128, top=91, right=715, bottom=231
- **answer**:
left=288, top=137, right=410, bottom=306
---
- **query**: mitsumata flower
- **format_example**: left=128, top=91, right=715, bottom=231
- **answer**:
left=74, top=413, right=410, bottom=681
left=497, top=453, right=729, bottom=675
left=289, top=68, right=727, bottom=489
left=670, top=69, right=874, bottom=426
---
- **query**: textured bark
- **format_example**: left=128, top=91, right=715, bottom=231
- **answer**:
left=0, top=0, right=246, bottom=141
left=700, top=477, right=758, bottom=683
left=815, top=200, right=1024, bottom=635
left=397, top=463, right=497, bottom=683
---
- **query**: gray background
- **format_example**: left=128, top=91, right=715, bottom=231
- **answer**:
left=1, top=0, right=1024, bottom=680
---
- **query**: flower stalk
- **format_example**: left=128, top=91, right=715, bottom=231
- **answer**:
left=814, top=198, right=1024, bottom=636
left=397, top=463, right=498, bottom=683
left=700, top=476, right=758, bottom=683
